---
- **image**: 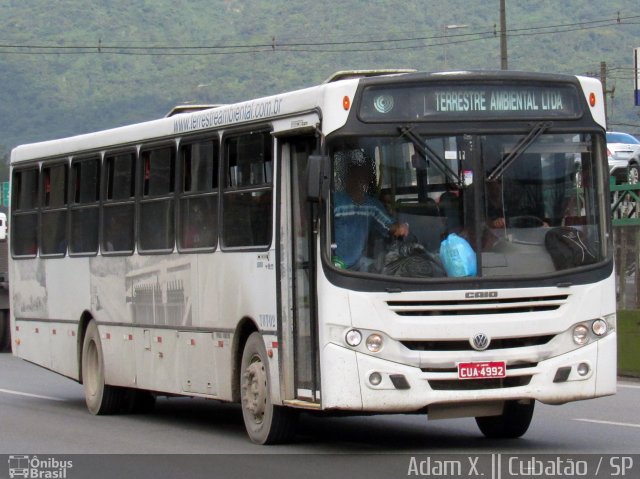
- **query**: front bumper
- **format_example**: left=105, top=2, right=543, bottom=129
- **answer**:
left=321, top=333, right=616, bottom=412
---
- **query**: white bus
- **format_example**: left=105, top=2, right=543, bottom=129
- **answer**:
left=9, top=70, right=616, bottom=444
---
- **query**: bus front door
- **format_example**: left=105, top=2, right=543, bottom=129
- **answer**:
left=280, top=137, right=320, bottom=404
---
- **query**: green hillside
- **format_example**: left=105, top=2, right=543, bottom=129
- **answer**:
left=1, top=0, right=639, bottom=156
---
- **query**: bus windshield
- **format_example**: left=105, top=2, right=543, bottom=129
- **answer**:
left=329, top=132, right=607, bottom=279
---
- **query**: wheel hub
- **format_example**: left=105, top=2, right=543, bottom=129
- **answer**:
left=242, top=358, right=267, bottom=421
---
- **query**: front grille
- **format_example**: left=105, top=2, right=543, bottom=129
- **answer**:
left=428, top=375, right=532, bottom=391
left=387, top=294, right=569, bottom=316
left=403, top=335, right=554, bottom=352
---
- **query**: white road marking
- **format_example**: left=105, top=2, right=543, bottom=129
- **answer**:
left=617, top=383, right=640, bottom=390
left=573, top=418, right=640, bottom=429
left=0, top=388, right=67, bottom=402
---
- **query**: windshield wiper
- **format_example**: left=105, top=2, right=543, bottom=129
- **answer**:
left=486, top=121, right=553, bottom=181
left=399, top=126, right=461, bottom=187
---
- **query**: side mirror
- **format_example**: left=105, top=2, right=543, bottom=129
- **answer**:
left=306, top=155, right=330, bottom=202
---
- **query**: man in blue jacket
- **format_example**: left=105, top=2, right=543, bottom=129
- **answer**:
left=333, top=161, right=409, bottom=271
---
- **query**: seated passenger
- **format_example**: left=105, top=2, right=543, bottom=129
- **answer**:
left=183, top=203, right=214, bottom=249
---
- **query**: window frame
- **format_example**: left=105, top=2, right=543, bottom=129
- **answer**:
left=39, top=160, right=69, bottom=258
left=220, top=129, right=274, bottom=251
left=101, top=149, right=137, bottom=256
left=177, top=135, right=220, bottom=253
left=69, top=155, right=101, bottom=257
left=10, top=165, right=40, bottom=258
left=137, top=143, right=177, bottom=254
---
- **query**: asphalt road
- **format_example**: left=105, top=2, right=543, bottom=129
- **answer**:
left=2, top=351, right=640, bottom=479
left=1, top=352, right=639, bottom=455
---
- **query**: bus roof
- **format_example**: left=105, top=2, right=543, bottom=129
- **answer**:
left=323, top=69, right=416, bottom=83
left=164, top=104, right=226, bottom=117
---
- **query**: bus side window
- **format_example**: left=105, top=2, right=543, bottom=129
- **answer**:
left=11, top=168, right=39, bottom=257
left=138, top=146, right=176, bottom=252
left=40, top=163, right=68, bottom=256
left=222, top=131, right=273, bottom=249
left=70, top=158, right=100, bottom=255
left=103, top=152, right=136, bottom=254
left=178, top=139, right=218, bottom=251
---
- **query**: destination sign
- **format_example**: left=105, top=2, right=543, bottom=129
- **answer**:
left=359, top=83, right=582, bottom=121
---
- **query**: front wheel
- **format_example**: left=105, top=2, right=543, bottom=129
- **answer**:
left=475, top=400, right=534, bottom=438
left=240, top=332, right=298, bottom=444
left=81, top=320, right=124, bottom=415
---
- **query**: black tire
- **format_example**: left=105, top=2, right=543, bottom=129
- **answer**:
left=123, top=389, right=157, bottom=414
left=0, top=310, right=10, bottom=352
left=628, top=164, right=639, bottom=185
left=81, top=320, right=124, bottom=415
left=240, top=332, right=298, bottom=444
left=475, top=400, right=535, bottom=439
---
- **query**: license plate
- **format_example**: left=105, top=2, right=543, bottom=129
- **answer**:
left=457, top=361, right=506, bottom=380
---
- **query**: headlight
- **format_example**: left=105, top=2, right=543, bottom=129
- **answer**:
left=592, top=319, right=608, bottom=336
left=573, top=325, right=589, bottom=345
left=366, top=333, right=384, bottom=353
left=345, top=329, right=362, bottom=347
left=577, top=362, right=591, bottom=376
left=369, top=372, right=382, bottom=386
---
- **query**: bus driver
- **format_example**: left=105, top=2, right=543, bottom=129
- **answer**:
left=333, top=161, right=409, bottom=271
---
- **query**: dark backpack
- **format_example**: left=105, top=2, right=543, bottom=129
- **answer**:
left=383, top=235, right=446, bottom=278
left=544, top=226, right=597, bottom=270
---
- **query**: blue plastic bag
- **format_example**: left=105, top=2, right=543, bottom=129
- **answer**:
left=439, top=233, right=477, bottom=277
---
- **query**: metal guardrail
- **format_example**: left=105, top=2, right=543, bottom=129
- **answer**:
left=610, top=178, right=640, bottom=226
left=610, top=178, right=640, bottom=310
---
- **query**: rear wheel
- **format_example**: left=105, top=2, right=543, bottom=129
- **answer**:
left=240, top=332, right=298, bottom=444
left=123, top=389, right=156, bottom=414
left=81, top=320, right=124, bottom=415
left=475, top=400, right=534, bottom=438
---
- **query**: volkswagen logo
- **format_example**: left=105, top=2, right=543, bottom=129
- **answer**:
left=470, top=333, right=490, bottom=351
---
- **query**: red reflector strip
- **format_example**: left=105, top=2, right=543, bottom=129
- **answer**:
left=156, top=336, right=163, bottom=343
left=15, top=326, right=20, bottom=332
left=218, top=340, right=224, bottom=347
left=106, top=333, right=111, bottom=340
left=271, top=341, right=278, bottom=348
left=190, top=339, right=196, bottom=346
